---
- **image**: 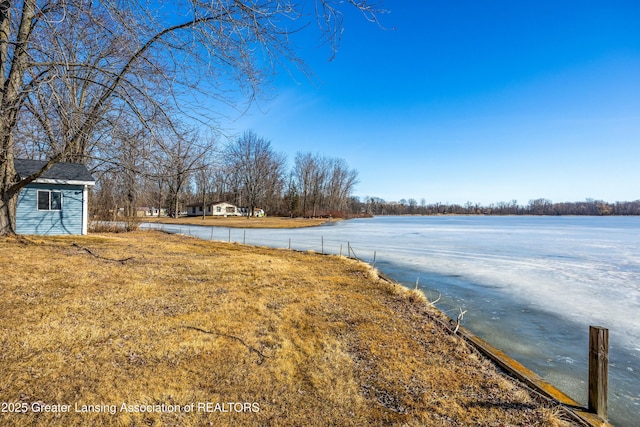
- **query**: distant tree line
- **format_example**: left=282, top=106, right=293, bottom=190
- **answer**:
left=0, top=0, right=382, bottom=235
left=90, top=131, right=360, bottom=218
left=355, top=197, right=640, bottom=216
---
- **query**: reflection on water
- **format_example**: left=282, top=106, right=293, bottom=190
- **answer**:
left=145, top=216, right=640, bottom=426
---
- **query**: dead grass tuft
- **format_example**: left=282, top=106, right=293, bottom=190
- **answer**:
left=0, top=231, right=577, bottom=426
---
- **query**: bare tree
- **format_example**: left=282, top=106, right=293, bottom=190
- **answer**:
left=284, top=174, right=300, bottom=217
left=210, top=166, right=233, bottom=203
left=107, top=117, right=153, bottom=217
left=194, top=155, right=218, bottom=220
left=293, top=152, right=317, bottom=217
left=224, top=131, right=285, bottom=217
left=325, top=157, right=358, bottom=213
left=527, top=198, right=553, bottom=215
left=293, top=152, right=329, bottom=217
left=0, top=0, right=384, bottom=235
left=293, top=152, right=358, bottom=217
left=152, top=130, right=210, bottom=218
left=407, top=198, right=417, bottom=214
left=260, top=151, right=287, bottom=216
left=91, top=176, right=121, bottom=221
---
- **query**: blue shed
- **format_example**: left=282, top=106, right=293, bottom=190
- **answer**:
left=14, top=159, right=96, bottom=235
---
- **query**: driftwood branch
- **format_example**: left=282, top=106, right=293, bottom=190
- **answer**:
left=71, top=243, right=134, bottom=263
left=453, top=308, right=467, bottom=334
left=427, top=291, right=442, bottom=307
left=414, top=278, right=441, bottom=307
left=183, top=326, right=268, bottom=363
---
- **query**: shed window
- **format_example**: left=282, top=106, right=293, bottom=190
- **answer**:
left=37, top=190, right=62, bottom=211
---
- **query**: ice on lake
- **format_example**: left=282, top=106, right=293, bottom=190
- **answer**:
left=145, top=215, right=640, bottom=426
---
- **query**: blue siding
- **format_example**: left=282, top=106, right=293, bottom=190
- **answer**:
left=16, top=183, right=85, bottom=235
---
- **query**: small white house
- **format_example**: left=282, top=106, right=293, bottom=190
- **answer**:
left=186, top=201, right=240, bottom=217
left=136, top=207, right=167, bottom=217
left=238, top=207, right=265, bottom=217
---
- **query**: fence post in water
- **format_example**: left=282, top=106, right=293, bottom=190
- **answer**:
left=288, top=238, right=291, bottom=250
left=340, top=244, right=343, bottom=257
left=588, top=325, right=609, bottom=420
left=228, top=228, right=231, bottom=243
left=322, top=236, right=324, bottom=254
left=373, top=251, right=376, bottom=267
left=243, top=229, right=246, bottom=244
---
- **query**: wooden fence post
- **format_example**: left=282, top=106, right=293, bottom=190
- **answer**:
left=588, top=325, right=608, bottom=420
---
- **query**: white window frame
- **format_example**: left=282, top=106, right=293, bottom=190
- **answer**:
left=37, top=190, right=63, bottom=211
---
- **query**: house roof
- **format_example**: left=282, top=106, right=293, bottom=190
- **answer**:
left=15, top=159, right=96, bottom=185
left=186, top=201, right=236, bottom=208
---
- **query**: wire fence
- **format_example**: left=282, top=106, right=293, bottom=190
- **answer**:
left=142, top=222, right=378, bottom=265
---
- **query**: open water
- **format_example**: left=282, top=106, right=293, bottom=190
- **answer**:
left=145, top=215, right=640, bottom=426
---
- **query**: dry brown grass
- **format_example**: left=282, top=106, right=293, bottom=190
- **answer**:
left=142, top=216, right=334, bottom=228
left=0, top=231, right=577, bottom=426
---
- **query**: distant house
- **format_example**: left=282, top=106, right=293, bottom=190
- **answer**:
left=186, top=201, right=240, bottom=217
left=136, top=207, right=167, bottom=217
left=238, top=207, right=265, bottom=217
left=14, top=159, right=96, bottom=235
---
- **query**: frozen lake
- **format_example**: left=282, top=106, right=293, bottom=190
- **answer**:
left=145, top=215, right=640, bottom=426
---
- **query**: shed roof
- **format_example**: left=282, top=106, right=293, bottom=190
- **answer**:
left=15, top=159, right=96, bottom=185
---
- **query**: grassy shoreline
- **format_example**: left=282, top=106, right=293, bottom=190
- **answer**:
left=140, top=216, right=337, bottom=228
left=0, top=231, right=577, bottom=426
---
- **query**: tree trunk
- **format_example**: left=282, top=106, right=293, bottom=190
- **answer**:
left=0, top=154, right=17, bottom=235
left=0, top=1, right=35, bottom=235
left=0, top=192, right=17, bottom=235
left=202, top=190, right=206, bottom=220
left=0, top=158, right=20, bottom=236
left=0, top=1, right=11, bottom=90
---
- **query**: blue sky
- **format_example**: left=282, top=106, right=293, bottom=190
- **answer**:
left=223, top=1, right=640, bottom=205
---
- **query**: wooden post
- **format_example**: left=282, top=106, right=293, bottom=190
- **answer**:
left=321, top=236, right=324, bottom=254
left=588, top=326, right=608, bottom=420
left=288, top=238, right=291, bottom=250
left=228, top=228, right=231, bottom=242
left=243, top=229, right=246, bottom=244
